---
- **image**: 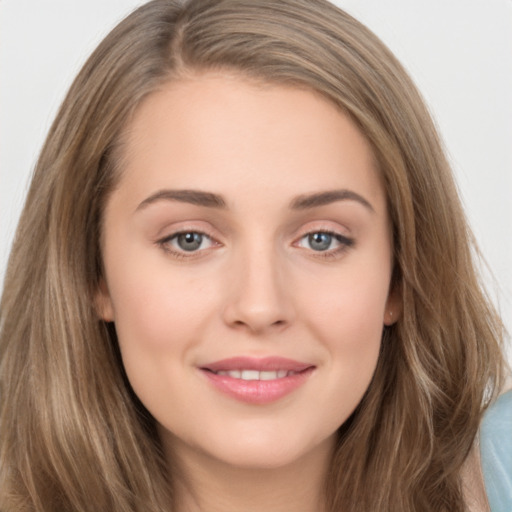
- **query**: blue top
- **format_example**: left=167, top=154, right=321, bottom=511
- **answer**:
left=480, top=390, right=512, bottom=512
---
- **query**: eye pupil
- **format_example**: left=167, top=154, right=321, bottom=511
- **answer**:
left=177, top=232, right=203, bottom=251
left=308, top=232, right=332, bottom=251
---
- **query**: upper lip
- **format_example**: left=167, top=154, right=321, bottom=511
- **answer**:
left=201, top=356, right=314, bottom=373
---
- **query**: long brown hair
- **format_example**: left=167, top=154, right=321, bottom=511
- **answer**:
left=0, top=1, right=505, bottom=510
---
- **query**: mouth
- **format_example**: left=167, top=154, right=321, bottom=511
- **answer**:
left=200, top=357, right=315, bottom=404
left=205, top=369, right=301, bottom=380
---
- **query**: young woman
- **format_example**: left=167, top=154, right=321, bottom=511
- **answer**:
left=0, top=1, right=508, bottom=511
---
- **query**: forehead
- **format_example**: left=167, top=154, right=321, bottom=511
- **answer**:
left=114, top=73, right=386, bottom=213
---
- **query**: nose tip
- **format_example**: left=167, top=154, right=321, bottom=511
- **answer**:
left=221, top=255, right=294, bottom=335
left=228, top=309, right=289, bottom=334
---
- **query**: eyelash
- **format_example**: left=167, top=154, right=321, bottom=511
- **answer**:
left=295, top=230, right=354, bottom=260
left=156, top=229, right=354, bottom=260
left=156, top=229, right=219, bottom=260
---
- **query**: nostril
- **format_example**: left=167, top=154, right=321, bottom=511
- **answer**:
left=228, top=317, right=289, bottom=334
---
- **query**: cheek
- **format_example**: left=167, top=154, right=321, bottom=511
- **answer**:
left=105, top=264, right=217, bottom=410
left=306, top=262, right=389, bottom=334
left=299, top=257, right=390, bottom=380
left=308, top=278, right=387, bottom=426
left=110, top=269, right=216, bottom=353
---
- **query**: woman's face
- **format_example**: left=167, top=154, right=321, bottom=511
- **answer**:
left=97, top=74, right=398, bottom=471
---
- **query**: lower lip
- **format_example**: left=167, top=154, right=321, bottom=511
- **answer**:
left=201, top=368, right=314, bottom=404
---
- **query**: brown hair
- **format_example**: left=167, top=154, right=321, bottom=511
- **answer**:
left=0, top=0, right=505, bottom=510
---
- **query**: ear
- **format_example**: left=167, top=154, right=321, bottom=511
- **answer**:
left=94, top=278, right=115, bottom=322
left=383, top=282, right=402, bottom=326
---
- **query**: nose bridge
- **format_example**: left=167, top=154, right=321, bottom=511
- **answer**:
left=222, top=234, right=293, bottom=333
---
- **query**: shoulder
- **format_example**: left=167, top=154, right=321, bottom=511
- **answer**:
left=480, top=390, right=512, bottom=512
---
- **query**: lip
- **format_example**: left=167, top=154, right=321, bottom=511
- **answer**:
left=202, top=356, right=313, bottom=373
left=200, top=357, right=315, bottom=404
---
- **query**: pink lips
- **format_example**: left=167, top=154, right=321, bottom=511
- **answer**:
left=200, top=357, right=315, bottom=404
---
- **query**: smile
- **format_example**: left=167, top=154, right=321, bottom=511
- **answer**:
left=212, top=369, right=297, bottom=380
left=200, top=357, right=315, bottom=404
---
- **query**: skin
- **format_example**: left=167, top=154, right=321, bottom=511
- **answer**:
left=97, top=73, right=400, bottom=512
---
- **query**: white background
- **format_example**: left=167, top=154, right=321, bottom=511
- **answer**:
left=1, top=0, right=511, bottom=361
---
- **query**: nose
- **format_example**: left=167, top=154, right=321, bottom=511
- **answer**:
left=222, top=244, right=295, bottom=335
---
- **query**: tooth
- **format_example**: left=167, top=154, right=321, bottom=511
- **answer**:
left=241, top=370, right=260, bottom=380
left=216, top=369, right=295, bottom=380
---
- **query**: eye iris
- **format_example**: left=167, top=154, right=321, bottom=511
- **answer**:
left=308, top=232, right=332, bottom=251
left=177, top=232, right=203, bottom=251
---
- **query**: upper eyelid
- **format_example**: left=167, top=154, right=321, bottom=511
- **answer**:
left=160, top=228, right=212, bottom=241
left=155, top=228, right=217, bottom=252
left=156, top=223, right=219, bottom=242
left=292, top=222, right=352, bottom=240
left=298, top=228, right=348, bottom=238
left=294, top=230, right=353, bottom=246
left=154, top=219, right=353, bottom=244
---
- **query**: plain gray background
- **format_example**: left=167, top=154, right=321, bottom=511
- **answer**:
left=1, top=0, right=511, bottom=361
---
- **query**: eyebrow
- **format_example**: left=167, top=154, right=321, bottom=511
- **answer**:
left=136, top=187, right=374, bottom=213
left=290, top=189, right=375, bottom=212
left=136, top=189, right=227, bottom=211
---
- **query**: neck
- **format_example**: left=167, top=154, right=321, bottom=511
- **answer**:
left=165, top=437, right=334, bottom=512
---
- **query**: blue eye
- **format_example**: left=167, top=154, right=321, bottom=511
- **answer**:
left=307, top=232, right=334, bottom=251
left=166, top=232, right=213, bottom=252
left=297, top=231, right=353, bottom=253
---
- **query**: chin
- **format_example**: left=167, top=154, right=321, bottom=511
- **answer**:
left=190, top=425, right=337, bottom=472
